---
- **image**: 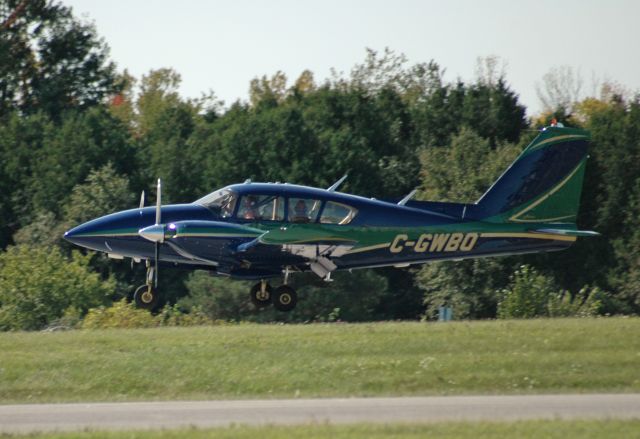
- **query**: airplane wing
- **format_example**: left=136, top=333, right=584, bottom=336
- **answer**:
left=237, top=224, right=358, bottom=278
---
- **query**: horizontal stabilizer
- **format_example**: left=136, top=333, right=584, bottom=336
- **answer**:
left=531, top=228, right=600, bottom=237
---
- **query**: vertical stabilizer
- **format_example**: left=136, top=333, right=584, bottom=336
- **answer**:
left=471, top=126, right=590, bottom=224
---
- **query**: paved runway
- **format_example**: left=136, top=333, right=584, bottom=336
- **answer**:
left=1, top=394, right=639, bottom=433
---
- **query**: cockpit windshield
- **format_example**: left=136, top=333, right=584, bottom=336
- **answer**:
left=194, top=188, right=237, bottom=218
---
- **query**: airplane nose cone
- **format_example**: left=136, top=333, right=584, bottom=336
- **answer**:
left=63, top=222, right=104, bottom=250
left=63, top=226, right=80, bottom=244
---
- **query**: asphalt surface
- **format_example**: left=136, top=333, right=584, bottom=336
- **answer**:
left=1, top=394, right=639, bottom=433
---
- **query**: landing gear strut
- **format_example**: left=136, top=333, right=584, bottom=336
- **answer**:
left=250, top=280, right=272, bottom=308
left=134, top=263, right=159, bottom=310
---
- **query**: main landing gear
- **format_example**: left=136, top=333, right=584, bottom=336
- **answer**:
left=250, top=280, right=297, bottom=312
left=134, top=263, right=159, bottom=310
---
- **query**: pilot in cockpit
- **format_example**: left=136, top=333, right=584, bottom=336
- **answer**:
left=241, top=195, right=259, bottom=220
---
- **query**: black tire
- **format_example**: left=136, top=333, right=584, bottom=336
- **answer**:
left=250, top=282, right=272, bottom=308
left=272, top=285, right=297, bottom=312
left=134, top=285, right=159, bottom=310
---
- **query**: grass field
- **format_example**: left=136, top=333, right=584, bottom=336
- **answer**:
left=2, top=420, right=640, bottom=439
left=0, top=318, right=639, bottom=403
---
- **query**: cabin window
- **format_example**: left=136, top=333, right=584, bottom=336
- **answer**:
left=195, top=189, right=237, bottom=218
left=288, top=198, right=322, bottom=223
left=237, top=194, right=285, bottom=221
left=320, top=201, right=358, bottom=225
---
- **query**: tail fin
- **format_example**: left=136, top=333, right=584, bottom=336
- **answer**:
left=471, top=126, right=590, bottom=224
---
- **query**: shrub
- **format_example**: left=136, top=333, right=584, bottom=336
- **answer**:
left=547, top=286, right=607, bottom=317
left=82, top=300, right=156, bottom=329
left=497, top=265, right=557, bottom=319
left=498, top=265, right=610, bottom=319
left=0, top=245, right=114, bottom=331
left=157, top=303, right=216, bottom=327
left=82, top=300, right=218, bottom=329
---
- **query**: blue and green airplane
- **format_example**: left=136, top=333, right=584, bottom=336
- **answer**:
left=64, top=125, right=598, bottom=311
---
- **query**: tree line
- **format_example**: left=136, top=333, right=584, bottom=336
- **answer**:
left=0, top=0, right=639, bottom=329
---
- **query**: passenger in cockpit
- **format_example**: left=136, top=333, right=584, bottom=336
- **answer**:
left=292, top=199, right=309, bottom=223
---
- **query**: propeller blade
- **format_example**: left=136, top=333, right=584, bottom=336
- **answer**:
left=155, top=179, right=162, bottom=225
left=139, top=190, right=145, bottom=209
left=154, top=179, right=162, bottom=288
left=154, top=242, right=159, bottom=288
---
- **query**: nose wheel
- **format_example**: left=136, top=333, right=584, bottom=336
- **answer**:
left=133, top=264, right=160, bottom=310
left=134, top=284, right=159, bottom=310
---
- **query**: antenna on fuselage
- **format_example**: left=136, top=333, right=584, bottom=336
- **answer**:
left=397, top=188, right=418, bottom=206
left=327, top=174, right=348, bottom=192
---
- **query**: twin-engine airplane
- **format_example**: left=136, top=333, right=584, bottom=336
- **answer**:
left=64, top=126, right=598, bottom=311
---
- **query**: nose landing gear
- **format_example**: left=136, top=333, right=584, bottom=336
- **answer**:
left=133, top=263, right=159, bottom=310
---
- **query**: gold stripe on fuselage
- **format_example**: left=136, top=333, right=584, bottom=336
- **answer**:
left=479, top=232, right=576, bottom=242
left=345, top=243, right=391, bottom=254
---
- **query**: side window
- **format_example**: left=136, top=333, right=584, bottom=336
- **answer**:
left=237, top=195, right=285, bottom=221
left=320, top=201, right=358, bottom=225
left=196, top=189, right=237, bottom=218
left=288, top=198, right=322, bottom=223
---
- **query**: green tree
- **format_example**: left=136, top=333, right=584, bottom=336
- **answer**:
left=63, top=163, right=135, bottom=226
left=600, top=100, right=640, bottom=309
left=0, top=107, right=138, bottom=239
left=13, top=165, right=140, bottom=305
left=249, top=71, right=289, bottom=108
left=14, top=162, right=134, bottom=249
left=0, top=111, right=52, bottom=247
left=0, top=245, right=114, bottom=330
left=134, top=69, right=208, bottom=203
left=136, top=68, right=183, bottom=136
left=0, top=0, right=119, bottom=118
left=418, top=127, right=521, bottom=202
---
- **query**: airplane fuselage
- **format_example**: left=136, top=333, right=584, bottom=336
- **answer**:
left=65, top=182, right=575, bottom=280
